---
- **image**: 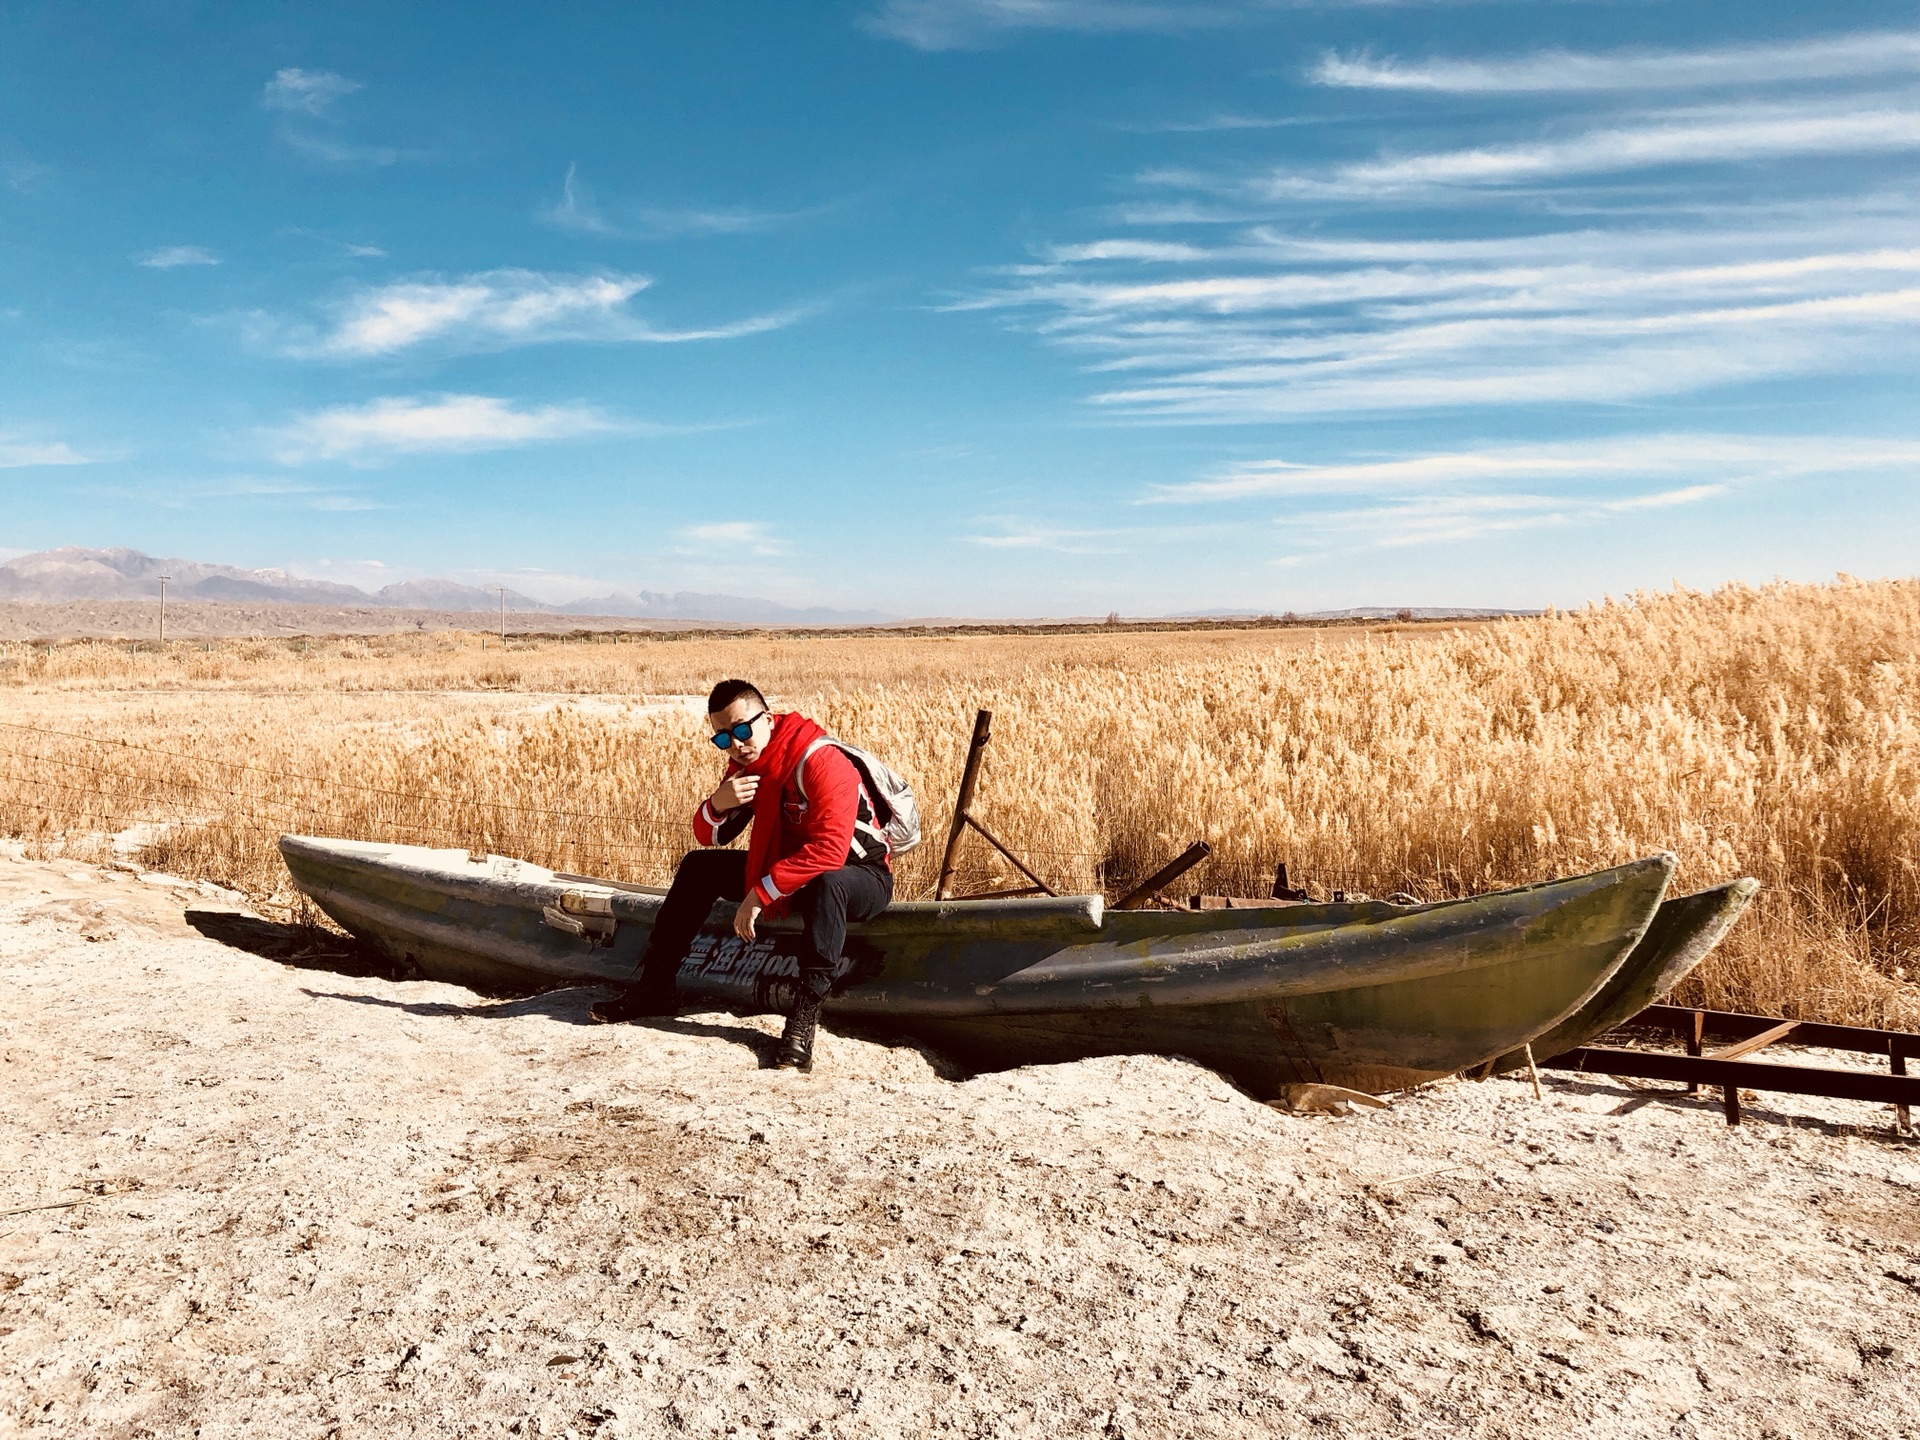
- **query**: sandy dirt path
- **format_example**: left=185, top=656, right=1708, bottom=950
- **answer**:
left=2, top=855, right=1916, bottom=1439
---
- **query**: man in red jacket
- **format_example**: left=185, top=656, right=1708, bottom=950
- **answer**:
left=590, top=678, right=894, bottom=1071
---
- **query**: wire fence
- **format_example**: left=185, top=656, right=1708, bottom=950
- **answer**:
left=0, top=719, right=1118, bottom=906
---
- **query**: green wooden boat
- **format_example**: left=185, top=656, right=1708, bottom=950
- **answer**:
left=278, top=834, right=1676, bottom=1097
left=1491, top=877, right=1758, bottom=1072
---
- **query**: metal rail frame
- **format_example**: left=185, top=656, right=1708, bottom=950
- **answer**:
left=1541, top=1004, right=1919, bottom=1129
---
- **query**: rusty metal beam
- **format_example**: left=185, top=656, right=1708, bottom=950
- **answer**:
left=963, top=815, right=1058, bottom=897
left=1633, top=1004, right=1920, bottom=1060
left=1542, top=1044, right=1920, bottom=1118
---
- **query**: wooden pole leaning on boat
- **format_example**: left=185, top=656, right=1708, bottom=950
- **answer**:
left=935, top=709, right=994, bottom=901
left=1114, top=840, right=1213, bottom=911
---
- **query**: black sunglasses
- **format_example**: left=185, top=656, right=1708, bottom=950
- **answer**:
left=709, top=711, right=769, bottom=749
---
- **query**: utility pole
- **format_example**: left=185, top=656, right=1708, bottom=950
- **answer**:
left=157, top=575, right=171, bottom=646
left=495, top=586, right=508, bottom=643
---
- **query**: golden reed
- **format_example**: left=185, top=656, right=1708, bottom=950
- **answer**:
left=2, top=577, right=1915, bottom=1026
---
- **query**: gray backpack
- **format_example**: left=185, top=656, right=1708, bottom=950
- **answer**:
left=797, top=736, right=923, bottom=856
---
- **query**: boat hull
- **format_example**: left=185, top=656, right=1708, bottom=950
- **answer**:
left=1491, top=878, right=1758, bottom=1071
left=279, top=834, right=1675, bottom=1097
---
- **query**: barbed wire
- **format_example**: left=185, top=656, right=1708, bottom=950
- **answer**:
left=0, top=720, right=690, bottom=838
left=0, top=761, right=687, bottom=860
left=0, top=718, right=1119, bottom=863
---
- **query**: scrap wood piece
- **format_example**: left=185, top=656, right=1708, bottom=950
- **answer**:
left=0, top=1196, right=97, bottom=1219
left=1273, top=1082, right=1389, bottom=1115
left=1364, top=1163, right=1467, bottom=1191
left=1707, top=1018, right=1799, bottom=1060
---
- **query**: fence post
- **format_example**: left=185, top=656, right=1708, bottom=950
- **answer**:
left=935, top=710, right=993, bottom=901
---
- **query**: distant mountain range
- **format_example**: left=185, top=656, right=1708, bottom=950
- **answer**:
left=0, top=547, right=894, bottom=626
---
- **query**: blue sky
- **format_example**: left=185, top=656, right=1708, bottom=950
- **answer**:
left=2, top=1, right=1916, bottom=617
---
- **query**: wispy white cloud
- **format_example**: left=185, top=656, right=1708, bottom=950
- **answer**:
left=1120, top=113, right=1351, bottom=135
left=262, top=68, right=362, bottom=116
left=1155, top=434, right=1920, bottom=502
left=1260, top=101, right=1920, bottom=196
left=970, top=208, right=1920, bottom=420
left=1144, top=426, right=1916, bottom=559
left=299, top=272, right=649, bottom=358
left=261, top=67, right=409, bottom=166
left=1045, top=239, right=1213, bottom=263
left=0, top=436, right=90, bottom=468
left=1314, top=31, right=1920, bottom=93
left=544, top=163, right=613, bottom=234
left=278, top=132, right=405, bottom=166
left=137, top=245, right=221, bottom=269
left=962, top=520, right=1133, bottom=554
left=866, top=0, right=1231, bottom=50
left=1129, top=99, right=1920, bottom=206
left=272, top=394, right=617, bottom=463
left=1, top=141, right=50, bottom=193
left=95, top=476, right=391, bottom=511
left=1279, top=480, right=1757, bottom=552
left=307, top=494, right=386, bottom=511
left=541, top=163, right=809, bottom=238
left=676, top=521, right=786, bottom=557
left=278, top=268, right=805, bottom=359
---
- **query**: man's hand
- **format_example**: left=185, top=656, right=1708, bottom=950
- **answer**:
left=712, top=774, right=761, bottom=812
left=733, top=896, right=763, bottom=941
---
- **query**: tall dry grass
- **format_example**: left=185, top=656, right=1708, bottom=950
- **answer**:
left=2, top=579, right=1916, bottom=1026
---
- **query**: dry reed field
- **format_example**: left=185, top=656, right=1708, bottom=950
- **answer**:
left=2, top=578, right=1916, bottom=1028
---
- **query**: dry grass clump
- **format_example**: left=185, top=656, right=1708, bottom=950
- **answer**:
left=2, top=579, right=1916, bottom=1026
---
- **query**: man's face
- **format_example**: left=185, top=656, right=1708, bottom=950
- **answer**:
left=709, top=695, right=772, bottom=765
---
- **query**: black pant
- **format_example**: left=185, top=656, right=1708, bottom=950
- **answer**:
left=634, top=849, right=893, bottom=1001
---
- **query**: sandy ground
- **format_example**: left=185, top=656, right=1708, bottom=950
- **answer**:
left=3, top=856, right=1917, bottom=1440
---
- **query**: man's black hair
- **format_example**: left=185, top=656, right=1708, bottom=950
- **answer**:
left=707, top=678, right=767, bottom=715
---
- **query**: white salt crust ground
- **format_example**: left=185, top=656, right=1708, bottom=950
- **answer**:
left=2, top=854, right=1917, bottom=1440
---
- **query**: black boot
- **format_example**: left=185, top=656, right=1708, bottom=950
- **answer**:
left=774, top=988, right=823, bottom=1071
left=589, top=968, right=677, bottom=1024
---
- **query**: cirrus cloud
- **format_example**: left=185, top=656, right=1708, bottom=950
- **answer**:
left=262, top=68, right=361, bottom=117
left=272, top=394, right=618, bottom=463
left=274, top=268, right=807, bottom=358
left=0, top=436, right=90, bottom=468
left=1153, top=434, right=1920, bottom=503
left=1313, top=30, right=1920, bottom=93
left=137, top=245, right=221, bottom=269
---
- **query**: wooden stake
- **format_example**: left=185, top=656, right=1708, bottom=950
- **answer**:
left=1524, top=1042, right=1544, bottom=1102
left=935, top=709, right=993, bottom=901
left=1114, top=840, right=1212, bottom=911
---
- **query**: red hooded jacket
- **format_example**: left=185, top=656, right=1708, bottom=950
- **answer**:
left=690, top=711, right=890, bottom=913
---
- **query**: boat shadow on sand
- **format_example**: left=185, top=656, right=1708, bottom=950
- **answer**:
left=186, top=906, right=394, bottom=981
left=185, top=906, right=807, bottom=1065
